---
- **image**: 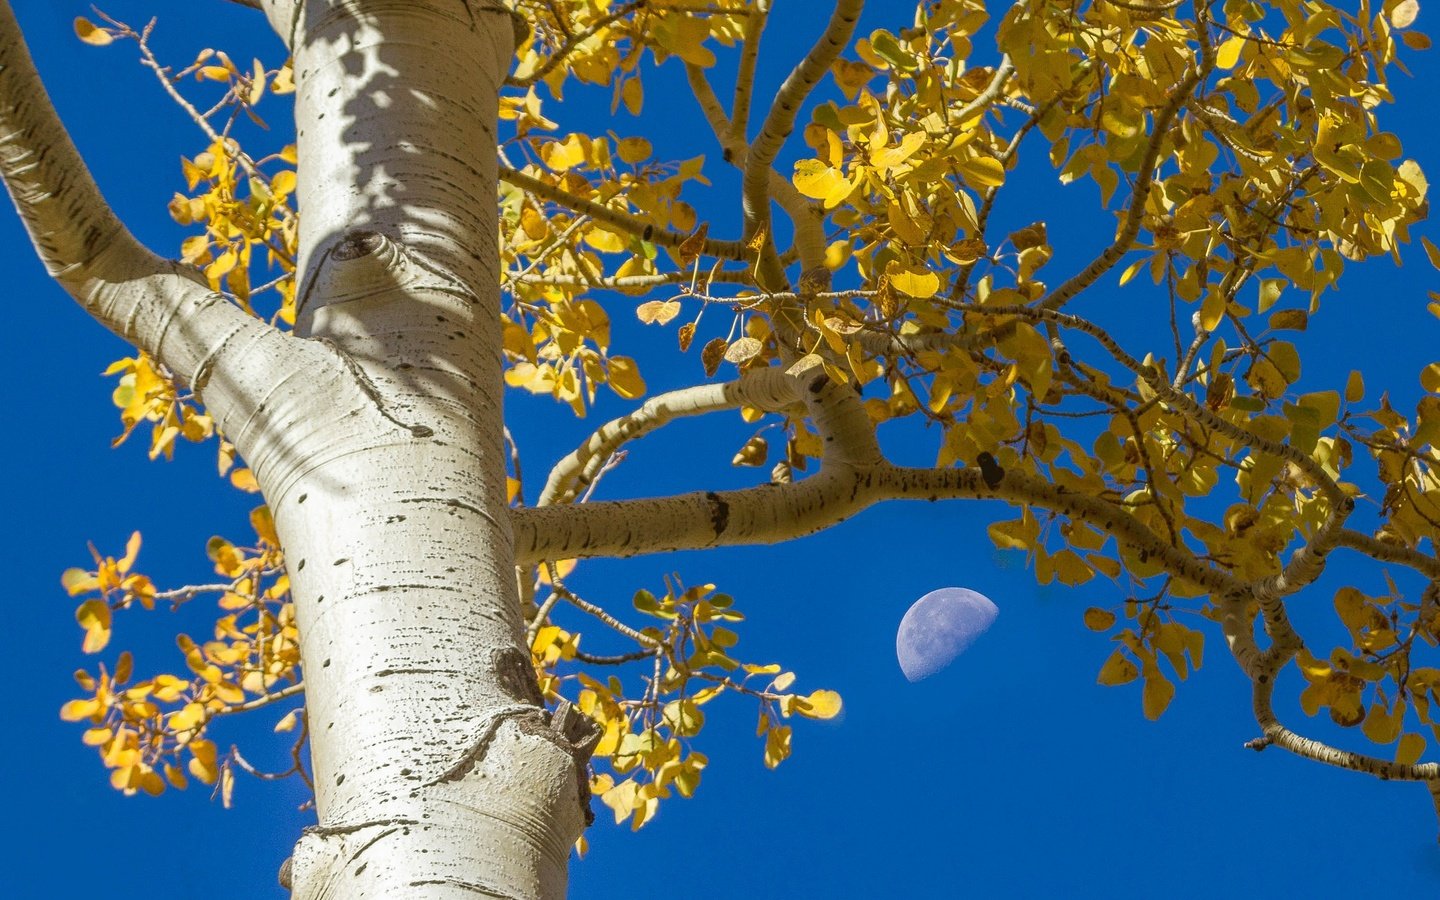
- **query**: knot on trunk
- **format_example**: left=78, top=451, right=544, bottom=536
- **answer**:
left=519, top=698, right=603, bottom=826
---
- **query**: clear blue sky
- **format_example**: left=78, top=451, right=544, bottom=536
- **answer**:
left=4, top=1, right=1440, bottom=896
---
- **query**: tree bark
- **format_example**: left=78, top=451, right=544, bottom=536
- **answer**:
left=2, top=0, right=592, bottom=896
left=270, top=2, right=589, bottom=897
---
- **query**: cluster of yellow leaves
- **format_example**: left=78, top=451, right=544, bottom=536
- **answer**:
left=1288, top=581, right=1440, bottom=766
left=169, top=134, right=299, bottom=323
left=62, top=532, right=154, bottom=654
left=510, top=0, right=750, bottom=109
left=1083, top=602, right=1205, bottom=721
left=60, top=510, right=299, bottom=803
left=104, top=354, right=213, bottom=460
left=530, top=579, right=840, bottom=830
left=500, top=130, right=712, bottom=414
left=78, top=25, right=299, bottom=467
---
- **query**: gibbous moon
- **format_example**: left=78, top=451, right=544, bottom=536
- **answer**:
left=897, top=588, right=999, bottom=682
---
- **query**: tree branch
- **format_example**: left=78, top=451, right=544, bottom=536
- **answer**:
left=0, top=0, right=285, bottom=404
left=740, top=0, right=862, bottom=284
left=1250, top=669, right=1440, bottom=782
left=513, top=459, right=1241, bottom=600
left=728, top=0, right=770, bottom=148
left=506, top=1, right=647, bottom=89
left=500, top=165, right=750, bottom=261
left=1039, top=49, right=1212, bottom=313
left=685, top=61, right=826, bottom=267
left=539, top=368, right=808, bottom=506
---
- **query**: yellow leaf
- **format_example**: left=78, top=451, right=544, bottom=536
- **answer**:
left=763, top=724, right=792, bottom=769
left=1345, top=370, right=1365, bottom=402
left=1199, top=286, right=1226, bottom=332
left=792, top=159, right=853, bottom=208
left=1097, top=649, right=1139, bottom=685
left=584, top=227, right=627, bottom=253
left=250, top=505, right=279, bottom=546
left=229, top=468, right=260, bottom=492
left=172, top=702, right=207, bottom=733
left=1421, top=364, right=1440, bottom=395
left=1216, top=35, right=1246, bottom=69
left=784, top=353, right=824, bottom=377
left=1142, top=673, right=1175, bottom=720
left=1314, top=114, right=1361, bottom=183
left=270, top=170, right=297, bottom=200
left=607, top=356, right=646, bottom=399
left=73, top=17, right=113, bottom=46
left=1391, top=0, right=1420, bottom=28
left=76, top=600, right=111, bottom=653
left=636, top=300, right=681, bottom=325
left=536, top=558, right=577, bottom=586
left=274, top=709, right=302, bottom=733
left=617, top=137, right=652, bottom=164
left=164, top=763, right=190, bottom=791
left=248, top=59, right=267, bottom=105
left=888, top=264, right=939, bottom=298
left=61, top=568, right=98, bottom=596
left=673, top=16, right=716, bottom=67
left=541, top=134, right=588, bottom=172
left=957, top=156, right=1005, bottom=189
left=796, top=689, right=843, bottom=720
left=1397, top=732, right=1426, bottom=766
left=1362, top=701, right=1403, bottom=744
left=1422, top=236, right=1440, bottom=270
left=60, top=698, right=103, bottom=722
left=731, top=435, right=768, bottom=467
left=869, top=131, right=926, bottom=173
left=723, top=337, right=763, bottom=365
left=1083, top=608, right=1116, bottom=631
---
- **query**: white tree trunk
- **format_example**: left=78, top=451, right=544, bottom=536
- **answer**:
left=265, top=3, right=590, bottom=896
left=2, top=0, right=592, bottom=895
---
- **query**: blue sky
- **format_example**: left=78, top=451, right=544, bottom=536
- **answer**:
left=4, top=1, right=1440, bottom=896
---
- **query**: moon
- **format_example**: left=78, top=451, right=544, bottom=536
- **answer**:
left=896, top=588, right=999, bottom=682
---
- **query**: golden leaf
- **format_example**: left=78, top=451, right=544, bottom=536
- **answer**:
left=1097, top=649, right=1139, bottom=686
left=1391, top=0, right=1420, bottom=28
left=731, top=435, right=768, bottom=467
left=701, top=337, right=728, bottom=377
left=73, top=17, right=113, bottom=46
left=888, top=264, right=939, bottom=298
left=607, top=356, right=646, bottom=399
left=957, top=156, right=1005, bottom=189
left=1141, top=673, right=1176, bottom=720
left=677, top=222, right=709, bottom=267
left=636, top=300, right=681, bottom=325
left=1216, top=35, right=1246, bottom=69
left=796, top=690, right=842, bottom=720
left=1397, top=732, right=1427, bottom=766
left=723, top=336, right=763, bottom=365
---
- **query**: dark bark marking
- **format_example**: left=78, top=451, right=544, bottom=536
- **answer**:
left=705, top=491, right=730, bottom=536
left=333, top=229, right=385, bottom=260
left=407, top=878, right=520, bottom=898
left=976, top=451, right=1004, bottom=489
left=493, top=646, right=545, bottom=706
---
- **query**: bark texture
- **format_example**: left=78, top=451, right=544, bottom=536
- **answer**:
left=2, top=1, right=593, bottom=896
left=270, top=3, right=590, bottom=897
